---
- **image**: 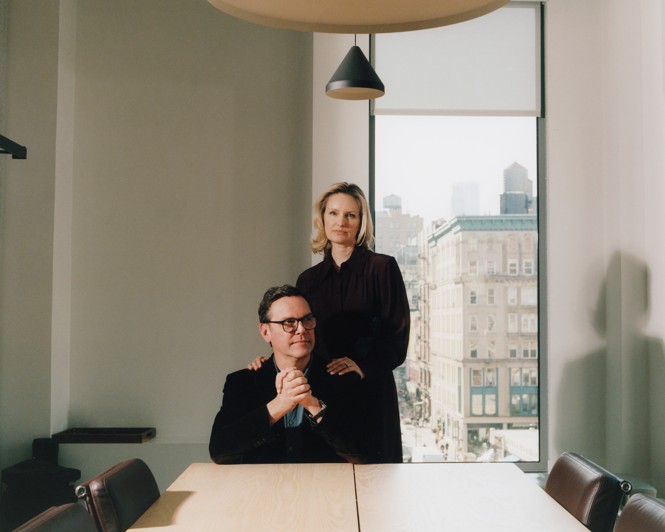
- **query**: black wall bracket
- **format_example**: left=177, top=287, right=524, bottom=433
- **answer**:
left=0, top=134, right=27, bottom=159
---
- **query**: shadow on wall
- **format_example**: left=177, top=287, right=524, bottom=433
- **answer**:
left=554, top=251, right=665, bottom=492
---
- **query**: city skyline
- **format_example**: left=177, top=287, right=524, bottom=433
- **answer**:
left=375, top=115, right=538, bottom=224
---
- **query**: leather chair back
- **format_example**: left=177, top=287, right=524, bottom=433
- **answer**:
left=13, top=502, right=97, bottom=532
left=615, top=493, right=665, bottom=532
left=75, top=458, right=159, bottom=532
left=544, top=452, right=623, bottom=532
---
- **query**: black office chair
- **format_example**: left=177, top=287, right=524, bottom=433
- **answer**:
left=75, top=458, right=159, bottom=532
left=13, top=502, right=97, bottom=532
left=544, top=452, right=625, bottom=532
left=615, top=493, right=665, bottom=531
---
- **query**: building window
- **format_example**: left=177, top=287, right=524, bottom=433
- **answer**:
left=471, top=394, right=484, bottom=416
left=487, top=288, right=495, bottom=305
left=509, top=344, right=518, bottom=358
left=521, top=314, right=538, bottom=333
left=521, top=286, right=537, bottom=306
left=373, top=2, right=543, bottom=463
left=511, top=393, right=538, bottom=416
left=470, top=290, right=477, bottom=305
left=471, top=368, right=498, bottom=416
left=485, top=394, right=497, bottom=416
left=507, top=287, right=518, bottom=306
left=510, top=368, right=538, bottom=416
left=523, top=259, right=534, bottom=275
left=522, top=341, right=538, bottom=358
left=469, top=260, right=478, bottom=275
left=508, top=235, right=518, bottom=252
left=508, top=259, right=518, bottom=275
left=508, top=313, right=518, bottom=333
left=470, top=315, right=478, bottom=332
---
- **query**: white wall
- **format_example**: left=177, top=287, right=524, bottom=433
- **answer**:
left=546, top=0, right=665, bottom=492
left=0, top=0, right=312, bottom=489
left=0, top=0, right=60, bottom=473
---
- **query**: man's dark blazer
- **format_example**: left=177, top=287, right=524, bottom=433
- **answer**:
left=209, top=354, right=367, bottom=464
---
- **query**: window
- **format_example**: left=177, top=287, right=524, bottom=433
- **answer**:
left=523, top=259, right=534, bottom=275
left=509, top=344, right=518, bottom=358
left=487, top=288, right=496, bottom=305
left=485, top=394, right=497, bottom=416
left=374, top=2, right=543, bottom=464
left=507, top=287, right=518, bottom=306
left=471, top=368, right=498, bottom=416
left=508, top=313, right=518, bottom=333
left=508, top=259, right=519, bottom=276
left=521, top=286, right=537, bottom=306
left=521, top=314, right=538, bottom=333
left=522, top=341, right=538, bottom=358
left=511, top=393, right=538, bottom=416
left=488, top=340, right=496, bottom=358
left=471, top=394, right=484, bottom=416
left=510, top=368, right=538, bottom=416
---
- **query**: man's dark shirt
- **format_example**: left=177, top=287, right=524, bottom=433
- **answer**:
left=209, top=354, right=366, bottom=464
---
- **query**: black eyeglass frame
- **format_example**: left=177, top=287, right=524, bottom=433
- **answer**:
left=263, top=315, right=317, bottom=333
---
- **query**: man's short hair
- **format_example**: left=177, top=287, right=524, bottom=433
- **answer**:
left=258, top=285, right=309, bottom=323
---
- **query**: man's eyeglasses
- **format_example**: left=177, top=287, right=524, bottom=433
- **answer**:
left=264, top=315, right=317, bottom=333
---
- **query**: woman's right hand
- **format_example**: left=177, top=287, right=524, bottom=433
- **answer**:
left=248, top=355, right=268, bottom=371
left=327, top=357, right=365, bottom=379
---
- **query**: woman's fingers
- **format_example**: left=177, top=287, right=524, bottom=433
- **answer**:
left=327, top=357, right=364, bottom=379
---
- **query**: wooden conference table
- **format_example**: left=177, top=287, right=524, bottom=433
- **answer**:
left=129, top=462, right=588, bottom=531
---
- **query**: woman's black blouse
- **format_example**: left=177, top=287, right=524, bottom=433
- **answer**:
left=296, top=246, right=410, bottom=463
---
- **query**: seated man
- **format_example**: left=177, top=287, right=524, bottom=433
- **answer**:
left=209, top=285, right=366, bottom=464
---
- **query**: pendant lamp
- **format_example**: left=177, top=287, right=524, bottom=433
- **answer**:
left=207, top=0, right=509, bottom=34
left=326, top=45, right=384, bottom=100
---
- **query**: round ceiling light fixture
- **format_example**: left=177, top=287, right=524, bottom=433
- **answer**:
left=207, top=0, right=510, bottom=34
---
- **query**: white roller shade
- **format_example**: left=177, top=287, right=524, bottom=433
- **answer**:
left=374, top=3, right=541, bottom=116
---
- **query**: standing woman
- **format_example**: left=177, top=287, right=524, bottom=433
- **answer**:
left=296, top=182, right=410, bottom=463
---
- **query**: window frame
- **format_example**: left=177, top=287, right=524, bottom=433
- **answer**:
left=368, top=1, right=547, bottom=472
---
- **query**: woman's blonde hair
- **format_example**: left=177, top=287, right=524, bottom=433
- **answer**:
left=311, top=182, right=374, bottom=254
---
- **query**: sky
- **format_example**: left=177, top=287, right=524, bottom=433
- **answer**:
left=374, top=115, right=538, bottom=225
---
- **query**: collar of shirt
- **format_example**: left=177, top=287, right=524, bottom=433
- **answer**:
left=321, top=245, right=369, bottom=279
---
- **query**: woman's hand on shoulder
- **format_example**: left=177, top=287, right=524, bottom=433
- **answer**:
left=247, top=355, right=268, bottom=371
left=327, top=357, right=365, bottom=380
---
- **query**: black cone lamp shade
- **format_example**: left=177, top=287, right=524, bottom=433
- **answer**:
left=326, top=46, right=385, bottom=100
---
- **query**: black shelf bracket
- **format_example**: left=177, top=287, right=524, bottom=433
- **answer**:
left=0, top=134, right=27, bottom=159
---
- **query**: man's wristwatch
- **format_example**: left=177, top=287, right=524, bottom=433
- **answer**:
left=307, top=400, right=327, bottom=422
